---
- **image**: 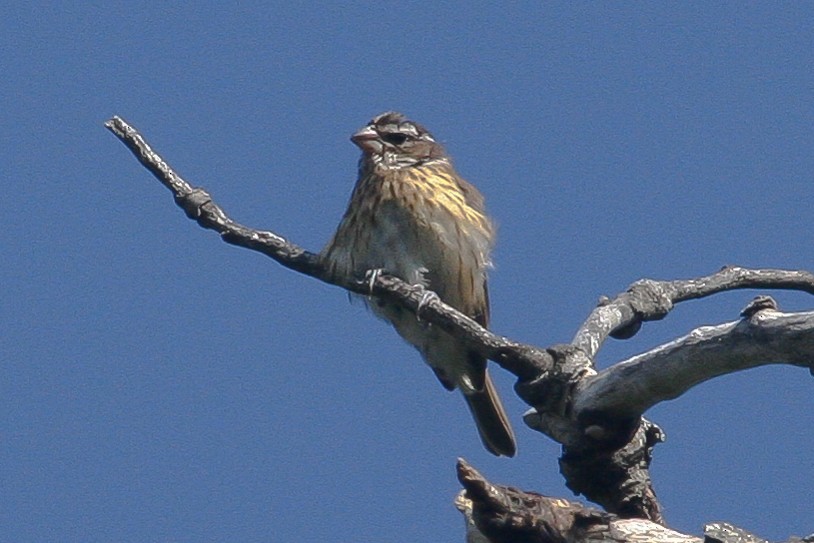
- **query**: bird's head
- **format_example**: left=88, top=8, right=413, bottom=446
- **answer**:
left=351, top=112, right=447, bottom=170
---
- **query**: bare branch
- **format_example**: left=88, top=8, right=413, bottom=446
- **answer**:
left=457, top=459, right=813, bottom=543
left=573, top=268, right=814, bottom=359
left=105, top=116, right=322, bottom=277
left=574, top=304, right=814, bottom=420
left=107, top=116, right=814, bottom=530
left=456, top=458, right=698, bottom=543
left=104, top=116, right=548, bottom=380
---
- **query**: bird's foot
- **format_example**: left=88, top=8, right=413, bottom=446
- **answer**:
left=416, top=288, right=439, bottom=323
left=363, top=268, right=386, bottom=295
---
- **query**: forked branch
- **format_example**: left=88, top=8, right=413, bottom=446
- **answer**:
left=107, top=116, right=814, bottom=533
left=575, top=300, right=814, bottom=420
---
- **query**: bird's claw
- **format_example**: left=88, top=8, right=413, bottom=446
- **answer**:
left=364, top=268, right=385, bottom=295
left=416, top=289, right=439, bottom=323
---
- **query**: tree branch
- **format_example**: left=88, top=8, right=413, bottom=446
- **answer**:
left=456, top=457, right=700, bottom=543
left=573, top=268, right=814, bottom=359
left=106, top=116, right=814, bottom=533
left=104, top=115, right=548, bottom=380
left=456, top=458, right=813, bottom=543
left=574, top=301, right=814, bottom=421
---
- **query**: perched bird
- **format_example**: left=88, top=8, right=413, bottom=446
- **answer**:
left=321, top=112, right=516, bottom=456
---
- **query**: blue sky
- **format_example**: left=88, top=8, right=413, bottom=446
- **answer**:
left=2, top=3, right=813, bottom=541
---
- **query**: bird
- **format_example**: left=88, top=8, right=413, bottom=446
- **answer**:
left=321, top=112, right=516, bottom=457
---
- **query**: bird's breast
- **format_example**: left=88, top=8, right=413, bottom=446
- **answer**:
left=322, top=164, right=493, bottom=305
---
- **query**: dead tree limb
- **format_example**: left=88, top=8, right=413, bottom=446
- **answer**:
left=574, top=301, right=814, bottom=420
left=106, top=116, right=814, bottom=537
left=455, top=459, right=812, bottom=543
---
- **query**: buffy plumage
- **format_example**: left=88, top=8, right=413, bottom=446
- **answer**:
left=321, top=112, right=516, bottom=457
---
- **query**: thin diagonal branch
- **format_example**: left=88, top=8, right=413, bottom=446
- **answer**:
left=104, top=115, right=547, bottom=380
left=105, top=115, right=321, bottom=276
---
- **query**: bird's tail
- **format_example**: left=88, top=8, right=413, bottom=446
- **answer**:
left=463, top=371, right=516, bottom=457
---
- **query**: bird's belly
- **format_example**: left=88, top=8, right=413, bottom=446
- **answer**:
left=357, top=203, right=446, bottom=287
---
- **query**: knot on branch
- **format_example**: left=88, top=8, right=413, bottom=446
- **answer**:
left=609, top=280, right=673, bottom=340
left=560, top=419, right=665, bottom=522
left=740, top=295, right=778, bottom=318
left=703, top=521, right=769, bottom=543
left=627, top=279, right=673, bottom=320
left=516, top=345, right=588, bottom=412
left=519, top=345, right=596, bottom=447
left=174, top=188, right=212, bottom=220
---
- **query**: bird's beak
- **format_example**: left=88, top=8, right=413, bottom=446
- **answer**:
left=350, top=125, right=381, bottom=154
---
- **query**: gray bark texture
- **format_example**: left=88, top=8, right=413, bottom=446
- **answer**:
left=107, top=116, right=814, bottom=542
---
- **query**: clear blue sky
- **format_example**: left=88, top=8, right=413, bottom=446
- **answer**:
left=2, top=3, right=813, bottom=541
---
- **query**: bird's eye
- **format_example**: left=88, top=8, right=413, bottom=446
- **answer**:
left=381, top=132, right=408, bottom=145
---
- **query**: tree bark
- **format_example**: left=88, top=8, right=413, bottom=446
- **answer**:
left=106, top=116, right=814, bottom=541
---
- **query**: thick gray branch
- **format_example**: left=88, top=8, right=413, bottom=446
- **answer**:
left=574, top=308, right=814, bottom=420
